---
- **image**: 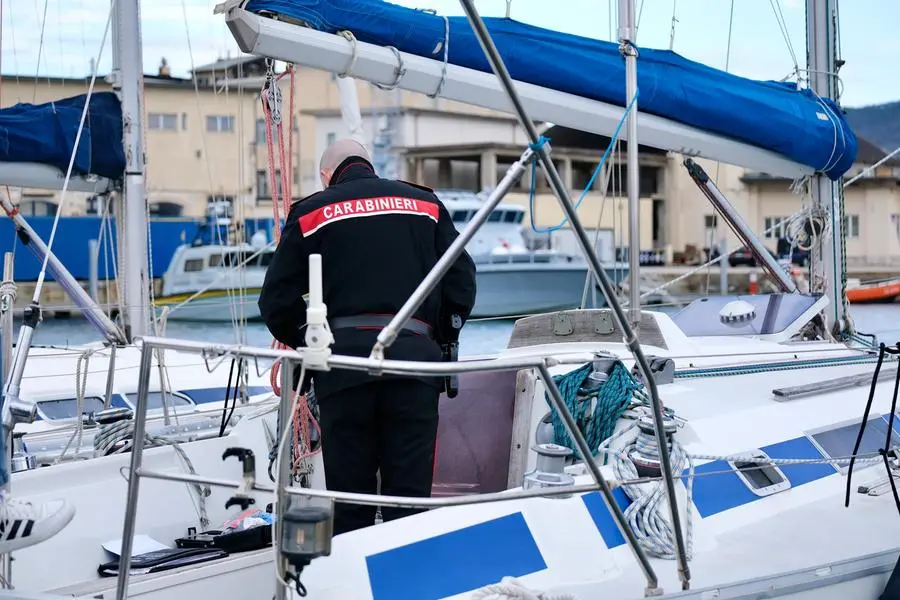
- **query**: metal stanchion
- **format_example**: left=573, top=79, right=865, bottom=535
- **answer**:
left=114, top=344, right=154, bottom=600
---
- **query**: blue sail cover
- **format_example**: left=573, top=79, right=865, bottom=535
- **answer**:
left=0, top=91, right=125, bottom=180
left=245, top=0, right=858, bottom=180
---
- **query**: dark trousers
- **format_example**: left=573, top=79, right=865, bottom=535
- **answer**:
left=317, top=378, right=439, bottom=535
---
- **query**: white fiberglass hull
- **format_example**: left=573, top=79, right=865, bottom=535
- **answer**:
left=34, top=313, right=900, bottom=600
left=3, top=343, right=287, bottom=592
left=154, top=293, right=262, bottom=323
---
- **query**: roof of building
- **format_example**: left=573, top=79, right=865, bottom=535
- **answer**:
left=192, top=55, right=267, bottom=74
left=0, top=71, right=260, bottom=93
left=857, top=136, right=900, bottom=167
left=740, top=134, right=900, bottom=184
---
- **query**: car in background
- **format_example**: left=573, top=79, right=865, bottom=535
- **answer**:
left=708, top=244, right=808, bottom=267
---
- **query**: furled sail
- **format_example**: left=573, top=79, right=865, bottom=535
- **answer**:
left=242, top=0, right=857, bottom=180
left=0, top=92, right=126, bottom=184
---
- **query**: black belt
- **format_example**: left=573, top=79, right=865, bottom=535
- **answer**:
left=329, top=315, right=434, bottom=339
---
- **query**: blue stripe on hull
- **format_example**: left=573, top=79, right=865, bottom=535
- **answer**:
left=584, top=436, right=838, bottom=547
left=365, top=512, right=547, bottom=600
left=688, top=436, right=836, bottom=518
left=581, top=487, right=632, bottom=549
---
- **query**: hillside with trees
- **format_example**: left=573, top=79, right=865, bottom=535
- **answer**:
left=845, top=101, right=900, bottom=153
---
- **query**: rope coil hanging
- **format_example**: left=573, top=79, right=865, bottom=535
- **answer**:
left=259, top=62, right=322, bottom=479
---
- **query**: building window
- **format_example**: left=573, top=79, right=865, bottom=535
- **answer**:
left=571, top=162, right=660, bottom=195
left=206, top=115, right=235, bottom=132
left=326, top=132, right=336, bottom=146
left=255, top=118, right=266, bottom=145
left=19, top=197, right=57, bottom=217
left=86, top=194, right=114, bottom=215
left=181, top=113, right=188, bottom=130
left=148, top=113, right=177, bottom=131
left=148, top=201, right=183, bottom=217
left=256, top=170, right=283, bottom=198
left=763, top=216, right=788, bottom=239
left=703, top=214, right=718, bottom=246
left=844, top=214, right=860, bottom=238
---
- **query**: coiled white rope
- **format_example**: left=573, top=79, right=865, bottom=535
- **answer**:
left=599, top=421, right=694, bottom=560
left=598, top=414, right=887, bottom=562
left=98, top=420, right=210, bottom=529
left=470, top=577, right=577, bottom=600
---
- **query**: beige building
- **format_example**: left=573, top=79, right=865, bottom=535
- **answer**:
left=2, top=55, right=897, bottom=265
left=739, top=139, right=900, bottom=265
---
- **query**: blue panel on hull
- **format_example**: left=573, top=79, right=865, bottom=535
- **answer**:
left=687, top=436, right=837, bottom=518
left=581, top=487, right=632, bottom=549
left=366, top=512, right=547, bottom=600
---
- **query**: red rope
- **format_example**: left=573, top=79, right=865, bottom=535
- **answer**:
left=260, top=65, right=321, bottom=469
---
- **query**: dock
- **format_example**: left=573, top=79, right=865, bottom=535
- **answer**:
left=6, top=262, right=896, bottom=322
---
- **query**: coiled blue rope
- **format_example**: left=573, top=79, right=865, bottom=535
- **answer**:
left=546, top=361, right=642, bottom=460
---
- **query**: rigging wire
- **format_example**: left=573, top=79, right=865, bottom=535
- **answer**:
left=768, top=0, right=801, bottom=79
left=31, top=0, right=115, bottom=305
left=844, top=146, right=900, bottom=188
left=55, top=0, right=64, bottom=90
left=179, top=0, right=243, bottom=340
left=6, top=0, right=18, bottom=90
left=32, top=0, right=49, bottom=101
left=668, top=0, right=677, bottom=50
left=702, top=0, right=736, bottom=297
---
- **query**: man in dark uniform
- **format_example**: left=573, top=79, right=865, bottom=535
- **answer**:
left=258, top=138, right=476, bottom=535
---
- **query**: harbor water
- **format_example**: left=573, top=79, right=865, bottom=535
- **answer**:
left=20, top=303, right=900, bottom=356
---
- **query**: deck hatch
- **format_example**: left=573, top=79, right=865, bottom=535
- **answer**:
left=807, top=415, right=900, bottom=475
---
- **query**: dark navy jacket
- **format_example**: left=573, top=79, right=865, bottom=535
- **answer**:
left=258, top=156, right=477, bottom=398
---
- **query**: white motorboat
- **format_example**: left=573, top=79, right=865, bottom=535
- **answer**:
left=154, top=190, right=628, bottom=321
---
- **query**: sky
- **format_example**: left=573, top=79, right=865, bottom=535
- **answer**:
left=1, top=0, right=897, bottom=108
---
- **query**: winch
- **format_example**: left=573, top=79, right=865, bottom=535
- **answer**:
left=523, top=443, right=575, bottom=497
left=627, top=410, right=679, bottom=478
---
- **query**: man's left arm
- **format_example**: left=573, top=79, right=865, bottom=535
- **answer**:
left=258, top=216, right=310, bottom=349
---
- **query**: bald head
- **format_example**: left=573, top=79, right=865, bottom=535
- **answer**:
left=319, top=138, right=372, bottom=189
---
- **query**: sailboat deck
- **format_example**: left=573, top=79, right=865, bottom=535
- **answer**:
left=42, top=335, right=897, bottom=600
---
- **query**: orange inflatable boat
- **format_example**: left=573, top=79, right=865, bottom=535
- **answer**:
left=847, top=278, right=900, bottom=304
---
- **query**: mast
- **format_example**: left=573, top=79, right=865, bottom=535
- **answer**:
left=806, top=0, right=849, bottom=336
left=111, top=0, right=150, bottom=340
left=618, top=0, right=641, bottom=323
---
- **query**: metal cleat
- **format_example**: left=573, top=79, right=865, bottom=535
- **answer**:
left=222, top=447, right=256, bottom=510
